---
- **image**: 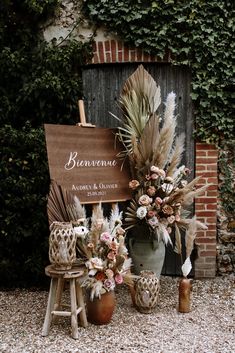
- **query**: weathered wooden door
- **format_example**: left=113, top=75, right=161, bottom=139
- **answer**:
left=82, top=63, right=194, bottom=276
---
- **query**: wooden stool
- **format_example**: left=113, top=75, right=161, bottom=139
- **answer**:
left=42, top=265, right=88, bottom=339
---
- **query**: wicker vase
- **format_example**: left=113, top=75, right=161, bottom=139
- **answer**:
left=134, top=270, right=160, bottom=314
left=49, top=222, right=76, bottom=270
left=86, top=291, right=116, bottom=325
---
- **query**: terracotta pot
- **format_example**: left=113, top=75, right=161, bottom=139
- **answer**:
left=86, top=291, right=116, bottom=325
left=178, top=277, right=192, bottom=313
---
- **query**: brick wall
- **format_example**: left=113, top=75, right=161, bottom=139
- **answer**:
left=88, top=39, right=218, bottom=278
left=194, top=143, right=218, bottom=278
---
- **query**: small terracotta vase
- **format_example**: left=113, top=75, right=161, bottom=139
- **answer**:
left=178, top=277, right=192, bottom=313
left=86, top=291, right=116, bottom=325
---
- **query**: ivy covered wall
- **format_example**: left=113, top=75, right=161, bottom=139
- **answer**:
left=0, top=0, right=93, bottom=287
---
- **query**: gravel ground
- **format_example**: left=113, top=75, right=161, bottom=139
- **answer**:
left=0, top=275, right=234, bottom=353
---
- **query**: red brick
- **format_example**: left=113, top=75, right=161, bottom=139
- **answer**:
left=136, top=48, right=143, bottom=61
left=117, top=41, right=123, bottom=50
left=98, top=42, right=104, bottom=63
left=205, top=257, right=216, bottom=263
left=104, top=40, right=110, bottom=51
left=195, top=270, right=205, bottom=278
left=206, top=190, right=218, bottom=197
left=124, top=47, right=129, bottom=61
left=196, top=150, right=207, bottom=156
left=207, top=177, right=218, bottom=184
left=196, top=211, right=217, bottom=217
left=207, top=224, right=217, bottom=231
left=200, top=250, right=217, bottom=256
left=207, top=150, right=218, bottom=157
left=196, top=237, right=216, bottom=243
left=196, top=144, right=216, bottom=150
left=196, top=157, right=218, bottom=164
left=206, top=164, right=217, bottom=171
left=196, top=165, right=207, bottom=171
left=206, top=244, right=216, bottom=250
left=195, top=197, right=217, bottom=203
left=203, top=269, right=216, bottom=277
left=206, top=204, right=217, bottom=210
left=111, top=40, right=116, bottom=62
left=106, top=52, right=111, bottom=63
left=195, top=204, right=206, bottom=210
left=196, top=171, right=217, bottom=178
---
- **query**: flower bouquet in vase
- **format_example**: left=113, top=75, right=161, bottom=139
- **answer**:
left=66, top=200, right=134, bottom=325
left=113, top=65, right=208, bottom=278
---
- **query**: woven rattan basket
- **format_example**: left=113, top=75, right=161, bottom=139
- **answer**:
left=49, top=222, right=76, bottom=270
left=134, top=270, right=160, bottom=313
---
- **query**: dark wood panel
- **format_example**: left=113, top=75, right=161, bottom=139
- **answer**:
left=82, top=63, right=195, bottom=276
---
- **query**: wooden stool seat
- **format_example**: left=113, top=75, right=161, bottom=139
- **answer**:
left=42, top=264, right=88, bottom=339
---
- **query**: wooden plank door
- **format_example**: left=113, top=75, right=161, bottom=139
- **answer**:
left=82, top=63, right=194, bottom=276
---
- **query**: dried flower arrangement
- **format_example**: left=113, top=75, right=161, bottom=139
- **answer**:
left=47, top=181, right=133, bottom=300
left=114, top=65, right=208, bottom=275
left=70, top=201, right=134, bottom=300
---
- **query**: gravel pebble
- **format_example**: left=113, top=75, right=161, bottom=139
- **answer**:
left=0, top=275, right=234, bottom=353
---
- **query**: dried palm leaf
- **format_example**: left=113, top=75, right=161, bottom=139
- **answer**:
left=174, top=223, right=182, bottom=255
left=47, top=180, right=72, bottom=225
left=185, top=217, right=197, bottom=259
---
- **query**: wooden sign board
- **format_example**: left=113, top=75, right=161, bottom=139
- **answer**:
left=44, top=124, right=131, bottom=204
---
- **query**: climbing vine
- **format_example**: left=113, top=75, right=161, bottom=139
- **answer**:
left=82, top=0, right=234, bottom=145
left=0, top=0, right=93, bottom=287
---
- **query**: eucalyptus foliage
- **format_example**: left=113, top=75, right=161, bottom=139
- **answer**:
left=0, top=0, right=93, bottom=287
left=82, top=0, right=234, bottom=144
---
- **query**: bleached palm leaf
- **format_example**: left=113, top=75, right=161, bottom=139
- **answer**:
left=185, top=217, right=197, bottom=258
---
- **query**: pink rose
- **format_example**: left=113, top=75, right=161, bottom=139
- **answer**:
left=148, top=216, right=159, bottom=228
left=103, top=278, right=115, bottom=291
left=158, top=169, right=166, bottom=178
left=109, top=241, right=118, bottom=251
left=105, top=269, right=114, bottom=279
left=138, top=194, right=152, bottom=206
left=129, top=180, right=140, bottom=190
left=107, top=251, right=116, bottom=260
left=147, top=186, right=156, bottom=196
left=175, top=214, right=181, bottom=222
left=155, top=197, right=163, bottom=204
left=100, top=232, right=112, bottom=243
left=151, top=173, right=158, bottom=180
left=114, top=273, right=123, bottom=284
left=147, top=210, right=156, bottom=218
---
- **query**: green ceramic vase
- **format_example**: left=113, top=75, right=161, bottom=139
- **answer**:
left=128, top=226, right=166, bottom=278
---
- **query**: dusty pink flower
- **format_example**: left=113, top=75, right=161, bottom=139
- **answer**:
left=162, top=204, right=174, bottom=215
left=145, top=174, right=151, bottom=180
left=107, top=251, right=116, bottom=260
left=151, top=173, right=159, bottom=180
left=114, top=273, right=123, bottom=284
left=138, top=194, right=152, bottom=206
left=183, top=167, right=191, bottom=175
left=87, top=242, right=94, bottom=249
left=109, top=241, right=118, bottom=251
left=147, top=186, right=156, bottom=196
left=147, top=210, right=156, bottom=218
left=155, top=197, right=163, bottom=204
left=100, top=232, right=112, bottom=243
left=94, top=218, right=104, bottom=230
left=103, top=278, right=115, bottom=291
left=129, top=179, right=140, bottom=190
left=148, top=216, right=159, bottom=228
left=175, top=214, right=181, bottom=222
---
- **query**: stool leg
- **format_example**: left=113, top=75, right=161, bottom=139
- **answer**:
left=70, top=278, right=79, bottom=339
left=42, top=277, right=57, bottom=336
left=76, top=283, right=88, bottom=328
left=54, top=277, right=64, bottom=311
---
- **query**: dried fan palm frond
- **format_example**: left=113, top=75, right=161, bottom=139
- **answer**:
left=47, top=180, right=72, bottom=225
left=117, top=65, right=161, bottom=159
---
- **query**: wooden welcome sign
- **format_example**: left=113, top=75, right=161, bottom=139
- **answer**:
left=44, top=124, right=131, bottom=204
